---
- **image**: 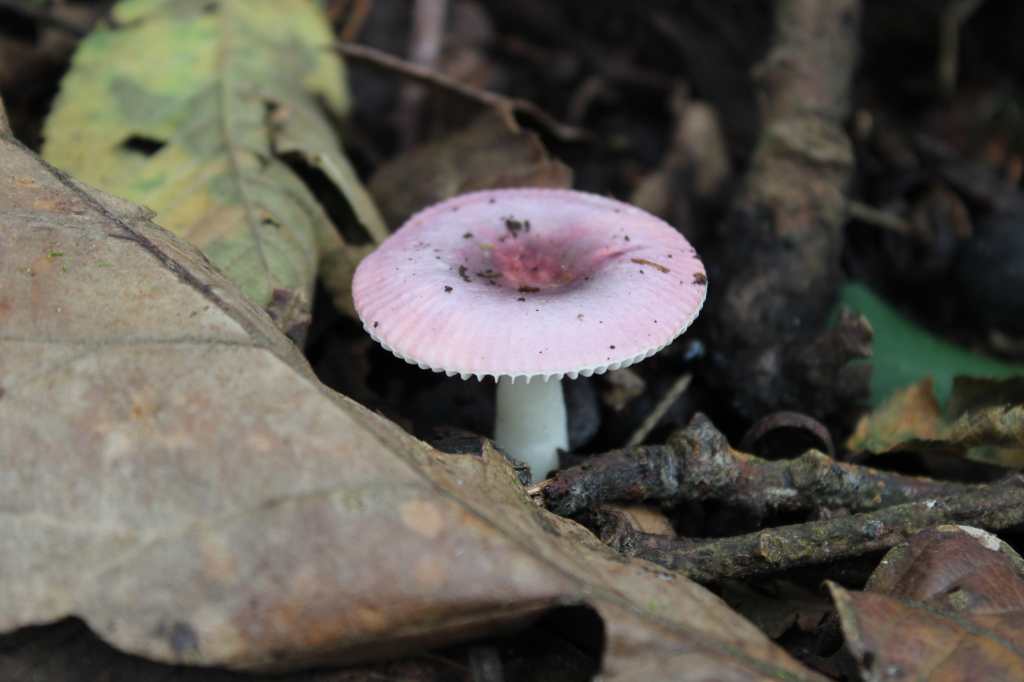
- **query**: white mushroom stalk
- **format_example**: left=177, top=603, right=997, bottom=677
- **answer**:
left=494, top=376, right=567, bottom=482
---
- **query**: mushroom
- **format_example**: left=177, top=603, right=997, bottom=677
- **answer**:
left=352, top=188, right=706, bottom=482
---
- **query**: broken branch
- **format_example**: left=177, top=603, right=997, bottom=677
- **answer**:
left=333, top=41, right=590, bottom=142
left=587, top=476, right=1024, bottom=583
left=537, top=413, right=973, bottom=519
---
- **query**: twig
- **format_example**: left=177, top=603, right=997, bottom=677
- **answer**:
left=395, top=0, right=448, bottom=148
left=539, top=413, right=974, bottom=519
left=625, top=373, right=691, bottom=447
left=0, top=0, right=89, bottom=36
left=0, top=96, right=10, bottom=137
left=590, top=476, right=1024, bottom=583
left=329, top=0, right=374, bottom=41
left=740, top=410, right=835, bottom=456
left=938, top=0, right=986, bottom=96
left=333, top=41, right=591, bottom=142
left=847, top=199, right=913, bottom=235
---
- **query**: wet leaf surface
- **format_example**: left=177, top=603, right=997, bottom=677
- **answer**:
left=41, top=0, right=385, bottom=332
left=0, top=130, right=821, bottom=679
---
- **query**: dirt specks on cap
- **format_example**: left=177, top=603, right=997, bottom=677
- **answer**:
left=631, top=258, right=670, bottom=273
left=504, top=216, right=530, bottom=238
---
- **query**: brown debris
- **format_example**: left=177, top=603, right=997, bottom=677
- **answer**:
left=504, top=216, right=530, bottom=237
left=629, top=258, right=669, bottom=273
left=368, top=111, right=571, bottom=228
left=265, top=288, right=312, bottom=347
left=630, top=87, right=732, bottom=241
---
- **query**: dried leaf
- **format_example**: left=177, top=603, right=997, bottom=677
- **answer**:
left=368, top=111, right=572, bottom=229
left=846, top=378, right=943, bottom=454
left=848, top=376, right=1024, bottom=467
left=830, top=585, right=1024, bottom=681
left=0, top=132, right=820, bottom=680
left=866, top=525, right=1024, bottom=609
left=42, top=0, right=385, bottom=330
left=830, top=525, right=1024, bottom=681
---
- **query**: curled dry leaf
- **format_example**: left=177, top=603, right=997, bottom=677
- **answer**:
left=848, top=376, right=1024, bottom=467
left=42, top=0, right=386, bottom=331
left=0, top=131, right=821, bottom=680
left=866, top=525, right=1024, bottom=608
left=830, top=525, right=1024, bottom=681
left=846, top=378, right=944, bottom=454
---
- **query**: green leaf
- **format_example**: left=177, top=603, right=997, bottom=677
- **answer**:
left=42, top=0, right=386, bottom=330
left=840, top=283, right=1024, bottom=406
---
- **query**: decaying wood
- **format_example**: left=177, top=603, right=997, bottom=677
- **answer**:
left=704, top=0, right=872, bottom=420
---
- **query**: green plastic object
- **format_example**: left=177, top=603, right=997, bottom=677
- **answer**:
left=840, top=283, right=1024, bottom=407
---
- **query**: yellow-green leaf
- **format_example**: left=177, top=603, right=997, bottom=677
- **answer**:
left=42, top=0, right=385, bottom=331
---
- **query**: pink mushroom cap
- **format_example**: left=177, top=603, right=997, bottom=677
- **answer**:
left=352, top=188, right=707, bottom=382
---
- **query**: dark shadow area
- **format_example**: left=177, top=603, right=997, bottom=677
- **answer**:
left=0, top=606, right=605, bottom=682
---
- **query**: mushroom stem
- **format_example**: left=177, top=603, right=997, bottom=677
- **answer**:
left=494, top=376, right=567, bottom=482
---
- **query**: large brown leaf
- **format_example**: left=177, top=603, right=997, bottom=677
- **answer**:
left=0, top=129, right=821, bottom=680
